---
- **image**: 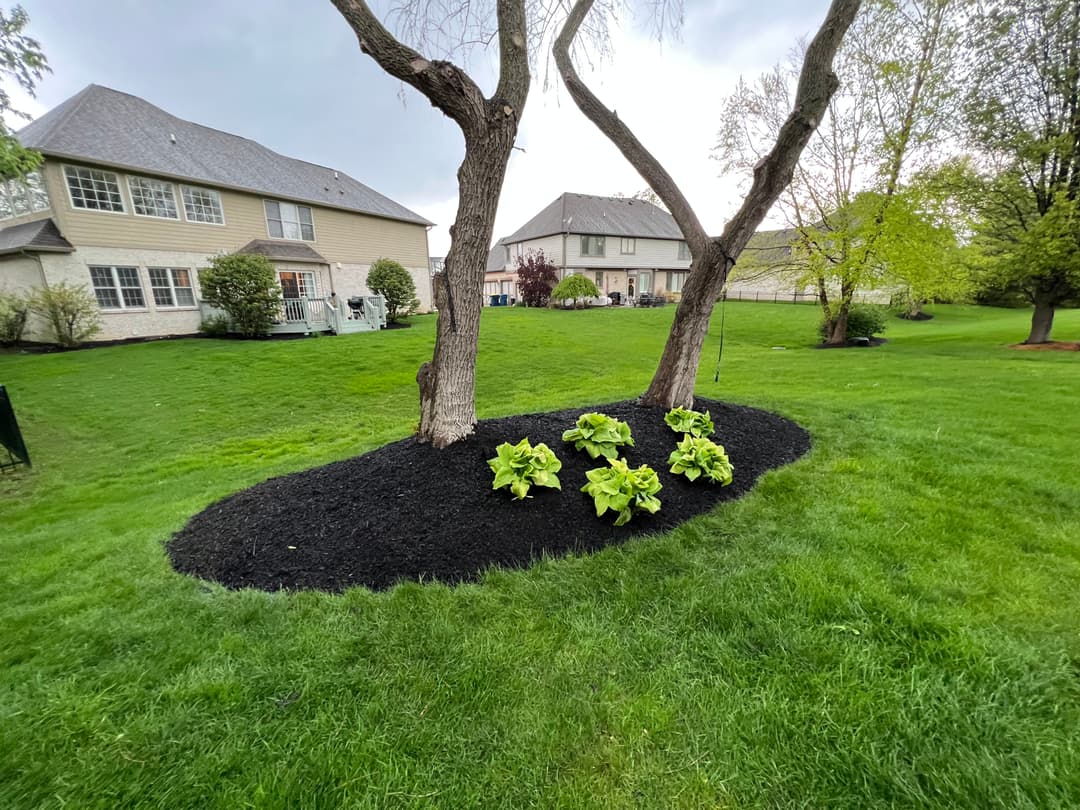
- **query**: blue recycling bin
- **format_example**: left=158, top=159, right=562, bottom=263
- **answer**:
left=490, top=294, right=501, bottom=306
left=499, top=294, right=508, bottom=306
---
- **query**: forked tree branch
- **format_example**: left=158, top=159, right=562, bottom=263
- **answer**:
left=554, top=0, right=862, bottom=265
left=332, top=0, right=528, bottom=132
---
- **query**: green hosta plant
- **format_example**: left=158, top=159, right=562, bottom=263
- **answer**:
left=562, top=412, right=635, bottom=459
left=664, top=407, right=715, bottom=438
left=488, top=438, right=562, bottom=500
left=668, top=435, right=734, bottom=485
left=581, top=457, right=662, bottom=526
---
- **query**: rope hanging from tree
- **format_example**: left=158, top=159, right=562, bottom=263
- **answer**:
left=713, top=290, right=727, bottom=383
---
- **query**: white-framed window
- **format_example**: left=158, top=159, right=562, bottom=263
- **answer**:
left=128, top=176, right=179, bottom=219
left=264, top=200, right=314, bottom=241
left=678, top=241, right=691, bottom=261
left=620, top=237, right=636, bottom=255
left=0, top=171, right=50, bottom=220
left=580, top=235, right=605, bottom=257
left=180, top=185, right=224, bottom=224
left=668, top=271, right=687, bottom=293
left=278, top=269, right=317, bottom=298
left=148, top=267, right=196, bottom=307
left=89, top=266, right=145, bottom=309
left=64, top=165, right=125, bottom=213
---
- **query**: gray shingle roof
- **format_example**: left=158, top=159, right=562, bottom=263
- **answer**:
left=0, top=218, right=74, bottom=255
left=17, top=84, right=433, bottom=227
left=486, top=242, right=508, bottom=274
left=502, top=193, right=683, bottom=243
left=238, top=239, right=328, bottom=264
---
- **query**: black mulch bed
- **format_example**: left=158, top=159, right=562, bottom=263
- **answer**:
left=167, top=398, right=810, bottom=593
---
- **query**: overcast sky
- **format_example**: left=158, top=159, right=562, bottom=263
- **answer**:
left=16, top=0, right=827, bottom=255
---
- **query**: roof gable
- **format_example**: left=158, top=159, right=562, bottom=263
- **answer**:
left=18, top=84, right=433, bottom=227
left=502, top=193, right=684, bottom=243
left=0, top=218, right=74, bottom=255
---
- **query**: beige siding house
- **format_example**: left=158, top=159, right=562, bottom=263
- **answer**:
left=1, top=84, right=434, bottom=342
left=487, top=193, right=692, bottom=304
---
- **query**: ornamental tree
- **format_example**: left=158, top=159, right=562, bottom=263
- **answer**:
left=551, top=274, right=600, bottom=309
left=515, top=250, right=559, bottom=307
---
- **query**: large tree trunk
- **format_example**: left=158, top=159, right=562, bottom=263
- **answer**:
left=418, top=129, right=517, bottom=446
left=554, top=0, right=861, bottom=409
left=332, top=0, right=528, bottom=447
left=642, top=246, right=727, bottom=407
left=1025, top=295, right=1056, bottom=344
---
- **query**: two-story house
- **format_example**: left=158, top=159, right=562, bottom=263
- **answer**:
left=486, top=193, right=692, bottom=304
left=0, top=84, right=434, bottom=342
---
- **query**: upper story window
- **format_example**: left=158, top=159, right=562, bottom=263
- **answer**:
left=149, top=267, right=196, bottom=307
left=678, top=241, right=691, bottom=260
left=181, top=184, right=224, bottom=224
left=128, top=176, right=178, bottom=219
left=264, top=200, right=314, bottom=241
left=620, top=237, right=636, bottom=255
left=580, top=235, right=605, bottom=257
left=65, top=165, right=125, bottom=213
left=89, top=265, right=145, bottom=309
left=0, top=171, right=49, bottom=220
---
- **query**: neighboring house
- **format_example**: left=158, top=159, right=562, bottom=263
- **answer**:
left=0, top=84, right=434, bottom=342
left=486, top=194, right=884, bottom=305
left=487, top=193, right=691, bottom=303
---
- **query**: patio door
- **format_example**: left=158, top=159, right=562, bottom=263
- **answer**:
left=279, top=270, right=317, bottom=322
left=638, top=270, right=654, bottom=296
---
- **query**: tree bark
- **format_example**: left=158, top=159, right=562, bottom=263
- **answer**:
left=1025, top=295, right=1056, bottom=344
left=332, top=0, right=529, bottom=447
left=554, top=0, right=861, bottom=408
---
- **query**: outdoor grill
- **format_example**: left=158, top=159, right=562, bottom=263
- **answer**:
left=347, top=296, right=366, bottom=315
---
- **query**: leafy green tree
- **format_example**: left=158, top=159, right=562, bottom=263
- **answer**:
left=962, top=0, right=1080, bottom=342
left=716, top=0, right=964, bottom=344
left=366, top=258, right=419, bottom=323
left=550, top=274, right=600, bottom=309
left=199, top=254, right=282, bottom=336
left=30, top=283, right=101, bottom=347
left=0, top=6, right=49, bottom=179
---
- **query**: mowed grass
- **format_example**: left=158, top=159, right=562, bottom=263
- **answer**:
left=1, top=303, right=1078, bottom=809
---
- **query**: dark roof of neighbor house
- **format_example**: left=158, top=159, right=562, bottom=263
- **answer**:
left=502, top=193, right=683, bottom=243
left=0, top=217, right=75, bottom=255
left=238, top=239, right=328, bottom=264
left=17, top=84, right=433, bottom=227
left=486, top=242, right=508, bottom=274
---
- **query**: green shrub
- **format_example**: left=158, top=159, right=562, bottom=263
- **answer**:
left=819, top=303, right=889, bottom=340
left=664, top=407, right=714, bottom=438
left=668, top=435, right=734, bottom=485
left=30, top=283, right=101, bottom=347
left=367, top=258, right=419, bottom=323
left=488, top=438, right=562, bottom=500
left=0, top=290, right=31, bottom=346
left=198, top=314, right=231, bottom=337
left=199, top=254, right=282, bottom=336
left=581, top=457, right=662, bottom=526
left=562, top=412, right=635, bottom=460
left=551, top=274, right=600, bottom=308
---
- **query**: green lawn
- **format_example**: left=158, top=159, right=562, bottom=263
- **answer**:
left=1, top=303, right=1078, bottom=808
